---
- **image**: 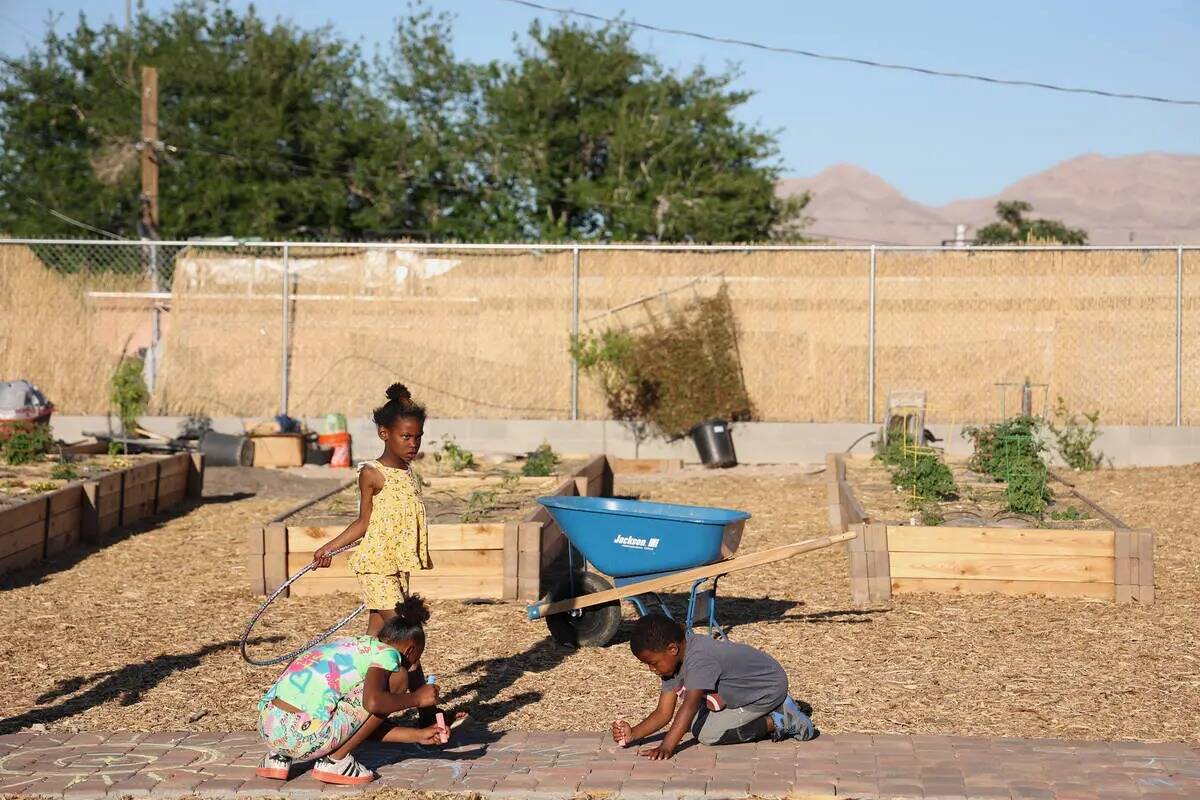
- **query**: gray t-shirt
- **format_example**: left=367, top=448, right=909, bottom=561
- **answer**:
left=661, top=636, right=788, bottom=711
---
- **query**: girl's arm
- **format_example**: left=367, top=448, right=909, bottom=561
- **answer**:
left=613, top=689, right=678, bottom=744
left=362, top=665, right=439, bottom=717
left=641, top=689, right=704, bottom=760
left=313, top=468, right=382, bottom=567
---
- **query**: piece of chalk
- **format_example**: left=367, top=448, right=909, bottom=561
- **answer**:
left=617, top=738, right=627, bottom=748
left=436, top=712, right=448, bottom=744
left=425, top=675, right=436, bottom=684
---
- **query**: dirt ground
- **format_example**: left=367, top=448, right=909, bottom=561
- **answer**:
left=0, top=462, right=1196, bottom=744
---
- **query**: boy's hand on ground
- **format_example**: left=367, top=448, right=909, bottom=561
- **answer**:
left=416, top=725, right=444, bottom=745
left=611, top=721, right=632, bottom=745
left=411, top=684, right=440, bottom=708
left=639, top=745, right=674, bottom=761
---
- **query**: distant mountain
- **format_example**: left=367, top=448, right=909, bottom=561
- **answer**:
left=777, top=153, right=1200, bottom=246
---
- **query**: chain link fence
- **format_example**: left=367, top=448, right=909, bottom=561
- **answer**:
left=1, top=239, right=1196, bottom=426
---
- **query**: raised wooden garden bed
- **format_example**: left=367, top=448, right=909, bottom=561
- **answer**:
left=0, top=452, right=205, bottom=576
left=246, top=455, right=613, bottom=602
left=826, top=453, right=1154, bottom=605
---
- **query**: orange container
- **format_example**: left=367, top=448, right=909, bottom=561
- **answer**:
left=318, top=432, right=352, bottom=468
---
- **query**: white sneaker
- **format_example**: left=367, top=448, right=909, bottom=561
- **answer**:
left=310, top=753, right=376, bottom=785
left=255, top=752, right=292, bottom=780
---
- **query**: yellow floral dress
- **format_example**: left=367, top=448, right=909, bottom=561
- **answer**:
left=348, top=461, right=432, bottom=609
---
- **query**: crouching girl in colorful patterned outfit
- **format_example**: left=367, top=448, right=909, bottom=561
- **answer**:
left=313, top=382, right=432, bottom=636
left=255, top=596, right=444, bottom=785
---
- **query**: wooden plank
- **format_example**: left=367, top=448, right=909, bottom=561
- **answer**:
left=574, top=454, right=608, bottom=481
left=889, top=552, right=1115, bottom=583
left=529, top=532, right=857, bottom=618
left=0, top=542, right=43, bottom=575
left=290, top=574, right=504, bottom=600
left=518, top=522, right=542, bottom=601
left=0, top=519, right=46, bottom=560
left=124, top=462, right=159, bottom=487
left=97, top=510, right=120, bottom=536
left=886, top=526, right=1116, bottom=557
left=1138, top=584, right=1155, bottom=604
left=0, top=497, right=48, bottom=535
left=96, top=473, right=123, bottom=498
left=156, top=488, right=186, bottom=513
left=865, top=523, right=888, bottom=553
left=157, top=472, right=188, bottom=495
left=845, top=522, right=866, bottom=552
left=81, top=481, right=100, bottom=543
left=503, top=523, right=519, bottom=600
left=286, top=549, right=503, bottom=578
left=843, top=483, right=867, bottom=524
left=1115, top=554, right=1130, bottom=585
left=1115, top=584, right=1135, bottom=604
left=1137, top=530, right=1154, bottom=587
left=187, top=452, right=205, bottom=499
left=892, top=577, right=1116, bottom=600
left=48, top=486, right=83, bottom=515
left=264, top=523, right=288, bottom=554
left=246, top=554, right=266, bottom=595
left=826, top=453, right=846, bottom=481
left=826, top=504, right=845, bottom=535
left=848, top=551, right=869, bottom=580
left=158, top=454, right=190, bottom=478
left=48, top=505, right=81, bottom=540
left=263, top=550, right=289, bottom=597
left=286, top=522, right=506, bottom=553
left=246, top=525, right=265, bottom=555
left=611, top=458, right=683, bottom=475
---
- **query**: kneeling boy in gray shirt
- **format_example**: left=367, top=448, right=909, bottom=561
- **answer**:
left=612, top=614, right=815, bottom=760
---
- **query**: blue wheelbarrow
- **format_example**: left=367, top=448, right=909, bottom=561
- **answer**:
left=528, top=496, right=856, bottom=647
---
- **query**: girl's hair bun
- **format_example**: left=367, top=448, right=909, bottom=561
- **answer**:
left=394, top=594, right=430, bottom=627
left=386, top=383, right=411, bottom=402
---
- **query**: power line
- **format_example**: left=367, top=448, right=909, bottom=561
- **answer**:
left=501, top=0, right=1200, bottom=108
left=24, top=197, right=126, bottom=240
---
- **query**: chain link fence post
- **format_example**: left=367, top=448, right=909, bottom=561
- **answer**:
left=1177, top=246, right=1184, bottom=426
left=281, top=243, right=290, bottom=416
left=570, top=245, right=581, bottom=421
left=868, top=245, right=876, bottom=425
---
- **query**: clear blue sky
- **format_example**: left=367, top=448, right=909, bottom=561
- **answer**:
left=2, top=0, right=1197, bottom=205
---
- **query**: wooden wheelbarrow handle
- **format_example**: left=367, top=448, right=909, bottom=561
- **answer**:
left=526, top=530, right=858, bottom=620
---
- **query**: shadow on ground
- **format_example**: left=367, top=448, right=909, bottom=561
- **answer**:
left=0, top=637, right=281, bottom=735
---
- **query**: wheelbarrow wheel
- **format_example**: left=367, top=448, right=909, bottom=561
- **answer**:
left=545, top=571, right=622, bottom=648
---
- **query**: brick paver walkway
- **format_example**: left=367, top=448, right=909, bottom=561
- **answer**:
left=0, top=730, right=1196, bottom=799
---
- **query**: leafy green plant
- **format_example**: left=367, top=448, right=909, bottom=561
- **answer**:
left=964, top=415, right=1052, bottom=516
left=572, top=328, right=657, bottom=454
left=50, top=462, right=80, bottom=481
left=107, top=440, right=124, bottom=457
left=30, top=481, right=57, bottom=493
left=111, top=357, right=149, bottom=434
left=461, top=488, right=497, bottom=523
left=914, top=503, right=945, bottom=526
left=1051, top=505, right=1089, bottom=521
left=521, top=443, right=559, bottom=477
left=890, top=450, right=957, bottom=501
left=1, top=422, right=54, bottom=465
left=1048, top=397, right=1104, bottom=471
left=873, top=433, right=913, bottom=467
left=433, top=435, right=475, bottom=472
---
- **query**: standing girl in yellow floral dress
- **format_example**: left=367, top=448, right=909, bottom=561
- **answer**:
left=313, top=383, right=432, bottom=636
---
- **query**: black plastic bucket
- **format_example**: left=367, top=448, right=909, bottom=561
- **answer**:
left=690, top=419, right=737, bottom=468
left=200, top=431, right=254, bottom=467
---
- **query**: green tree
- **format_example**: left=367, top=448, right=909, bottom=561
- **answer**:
left=1, top=3, right=803, bottom=243
left=975, top=200, right=1088, bottom=245
left=481, top=21, right=805, bottom=242
left=0, top=1, right=400, bottom=240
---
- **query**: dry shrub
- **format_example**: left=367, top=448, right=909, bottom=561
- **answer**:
left=626, top=284, right=753, bottom=437
left=0, top=245, right=146, bottom=414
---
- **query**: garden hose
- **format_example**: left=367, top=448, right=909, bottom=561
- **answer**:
left=239, top=542, right=365, bottom=667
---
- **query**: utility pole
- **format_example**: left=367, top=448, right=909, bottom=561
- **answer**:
left=139, top=66, right=162, bottom=395
left=140, top=66, right=159, bottom=234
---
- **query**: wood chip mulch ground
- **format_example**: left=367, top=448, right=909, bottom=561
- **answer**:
left=1, top=463, right=1196, bottom=744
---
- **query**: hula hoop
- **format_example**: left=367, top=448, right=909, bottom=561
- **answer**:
left=240, top=542, right=365, bottom=667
